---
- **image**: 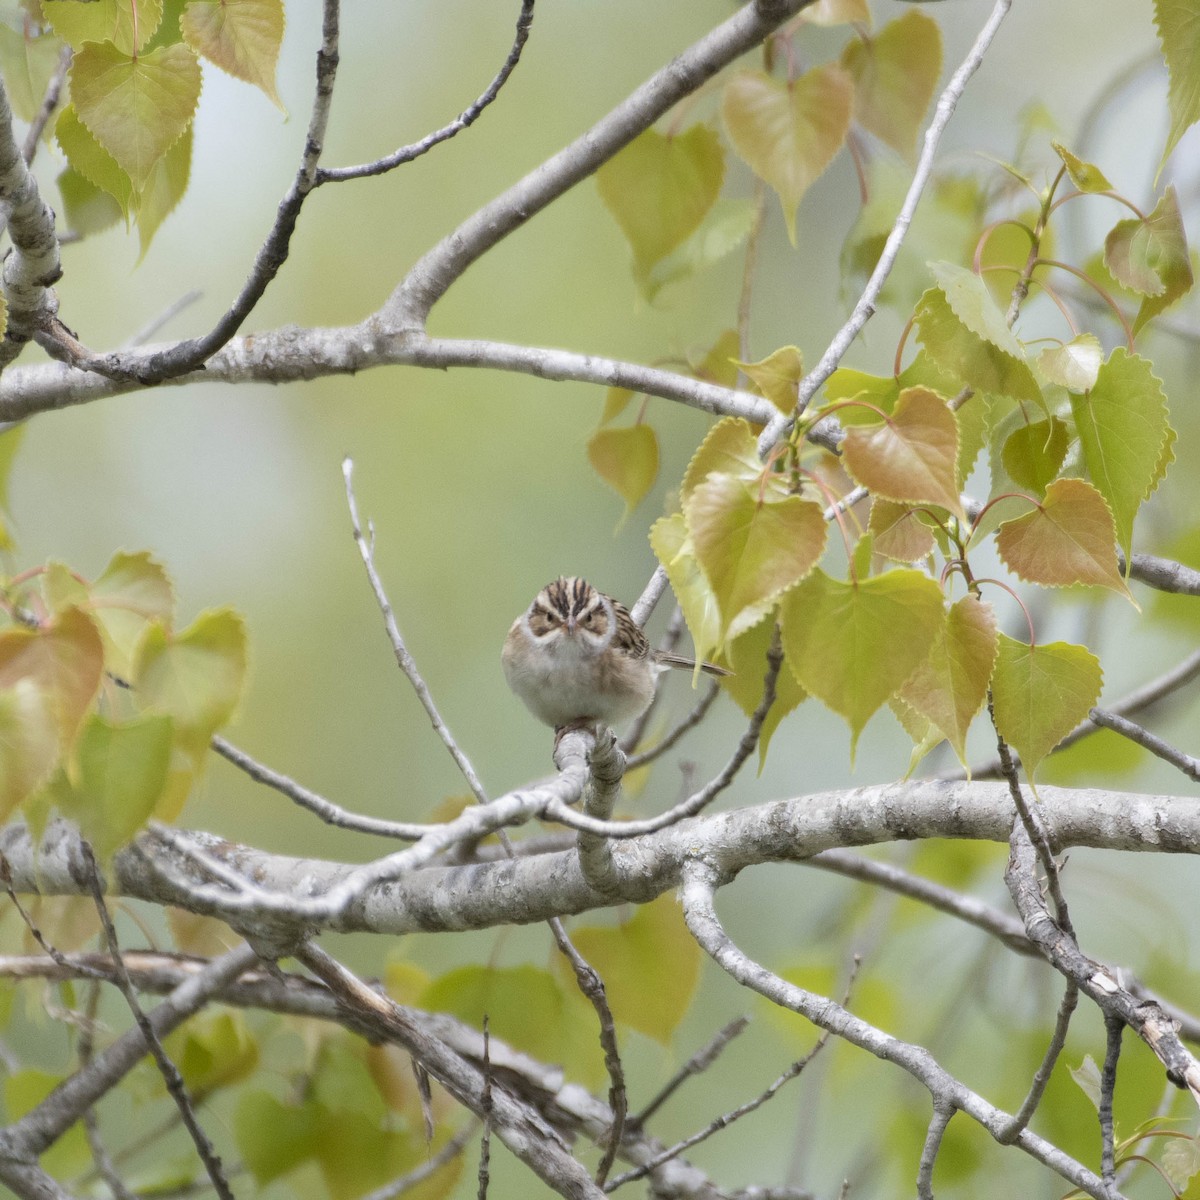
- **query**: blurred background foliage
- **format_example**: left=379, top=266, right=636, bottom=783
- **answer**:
left=3, top=0, right=1200, bottom=1196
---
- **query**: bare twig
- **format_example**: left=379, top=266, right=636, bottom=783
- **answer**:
left=343, top=457, right=489, bottom=806
left=1088, top=708, right=1200, bottom=781
left=998, top=980, right=1078, bottom=1143
left=318, top=0, right=536, bottom=184
left=548, top=917, right=626, bottom=1186
left=81, top=846, right=235, bottom=1200
left=360, top=1121, right=480, bottom=1200
left=916, top=1104, right=955, bottom=1200
left=756, top=0, right=1015, bottom=454
left=1100, top=1014, right=1123, bottom=1190
left=624, top=680, right=720, bottom=771
left=21, top=43, right=72, bottom=165
left=629, top=1017, right=749, bottom=1130
left=211, top=734, right=430, bottom=839
left=124, top=290, right=204, bottom=348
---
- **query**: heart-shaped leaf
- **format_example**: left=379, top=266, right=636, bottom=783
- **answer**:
left=587, top=424, right=659, bottom=521
left=722, top=65, right=853, bottom=243
left=182, top=0, right=285, bottom=108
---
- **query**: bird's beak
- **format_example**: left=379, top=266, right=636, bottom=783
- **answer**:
left=566, top=615, right=577, bottom=634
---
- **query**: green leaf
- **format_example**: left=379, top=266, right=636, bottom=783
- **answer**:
left=649, top=513, right=721, bottom=669
left=736, top=345, right=804, bottom=414
left=41, top=0, right=163, bottom=54
left=928, top=261, right=1025, bottom=359
left=800, top=0, right=870, bottom=25
left=688, top=328, right=741, bottom=389
left=164, top=1010, right=259, bottom=1099
left=841, top=10, right=942, bottom=160
left=569, top=895, right=701, bottom=1043
left=596, top=125, right=724, bottom=277
left=0, top=25, right=65, bottom=123
left=0, top=424, right=24, bottom=550
left=181, top=0, right=284, bottom=108
left=137, top=122, right=192, bottom=256
left=0, top=607, right=104, bottom=751
left=722, top=65, right=853, bottom=243
left=53, top=713, right=173, bottom=861
left=913, top=285, right=1042, bottom=407
left=1068, top=347, right=1172, bottom=563
left=56, top=104, right=134, bottom=217
left=1000, top=416, right=1069, bottom=494
left=599, top=387, right=635, bottom=425
left=995, top=478, right=1132, bottom=601
left=1069, top=1054, right=1103, bottom=1111
left=235, top=1090, right=320, bottom=1185
left=424, top=964, right=598, bottom=1084
left=57, top=167, right=124, bottom=237
left=718, top=617, right=806, bottom=769
left=1036, top=334, right=1103, bottom=393
left=643, top=198, right=758, bottom=301
left=779, top=567, right=944, bottom=755
left=681, top=416, right=761, bottom=502
left=0, top=681, right=58, bottom=820
left=841, top=386, right=963, bottom=517
left=1154, top=0, right=1200, bottom=175
left=897, top=594, right=997, bottom=767
left=89, top=550, right=177, bottom=681
left=1116, top=189, right=1194, bottom=333
left=685, top=474, right=827, bottom=646
left=71, top=40, right=201, bottom=192
left=587, top=424, right=659, bottom=521
left=990, top=634, right=1103, bottom=777
left=1051, top=141, right=1113, bottom=193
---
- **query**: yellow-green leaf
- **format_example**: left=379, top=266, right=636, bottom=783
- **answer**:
left=681, top=416, right=761, bottom=502
left=841, top=386, right=963, bottom=518
left=1036, top=334, right=1103, bottom=393
left=842, top=10, right=942, bottom=160
left=800, top=0, right=870, bottom=25
left=990, top=634, right=1103, bottom=777
left=995, top=478, right=1133, bottom=602
left=54, top=714, right=173, bottom=862
left=133, top=607, right=247, bottom=756
left=869, top=499, right=936, bottom=563
left=689, top=328, right=741, bottom=389
left=596, top=125, right=724, bottom=277
left=0, top=25, right=65, bottom=123
left=568, top=895, right=701, bottom=1044
left=1154, top=0, right=1200, bottom=176
left=166, top=1011, right=260, bottom=1100
left=718, top=617, right=806, bottom=769
left=897, top=594, right=997, bottom=766
left=1068, top=347, right=1171, bottom=563
left=181, top=0, right=284, bottom=108
left=1000, top=416, right=1069, bottom=494
left=56, top=104, right=135, bottom=218
left=1104, top=189, right=1194, bottom=334
left=71, top=40, right=201, bottom=192
left=649, top=513, right=721, bottom=669
left=0, top=607, right=104, bottom=751
left=644, top=198, right=758, bottom=301
left=779, top=568, right=944, bottom=755
left=1051, top=141, right=1113, bottom=193
left=929, top=261, right=1025, bottom=359
left=686, top=474, right=827, bottom=646
left=41, top=0, right=163, bottom=55
left=914, top=285, right=1042, bottom=407
left=600, top=387, right=635, bottom=425
left=57, top=167, right=124, bottom=238
left=587, top=424, right=658, bottom=521
left=0, top=681, right=58, bottom=820
left=722, top=65, right=853, bottom=244
left=89, top=550, right=177, bottom=681
left=736, top=345, right=804, bottom=414
left=137, top=122, right=192, bottom=257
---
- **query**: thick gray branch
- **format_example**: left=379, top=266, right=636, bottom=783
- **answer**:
left=2, top=782, right=1196, bottom=937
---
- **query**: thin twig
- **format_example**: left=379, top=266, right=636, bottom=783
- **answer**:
left=629, top=1017, right=749, bottom=1130
left=998, top=980, right=1078, bottom=1143
left=916, top=1103, right=955, bottom=1200
left=81, top=846, right=236, bottom=1200
left=477, top=1018, right=492, bottom=1200
left=756, top=0, right=1015, bottom=454
left=1088, top=708, right=1200, bottom=781
left=624, top=680, right=720, bottom=771
left=318, top=0, right=536, bottom=184
left=21, top=43, right=72, bottom=165
left=124, top=290, right=204, bottom=348
left=359, top=1121, right=480, bottom=1200
left=211, top=734, right=429, bottom=839
left=1099, top=1014, right=1124, bottom=1190
left=629, top=566, right=669, bottom=630
left=548, top=918, right=626, bottom=1186
left=343, top=457, right=489, bottom=806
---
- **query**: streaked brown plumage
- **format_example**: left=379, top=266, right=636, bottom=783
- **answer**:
left=501, top=576, right=728, bottom=730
